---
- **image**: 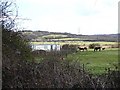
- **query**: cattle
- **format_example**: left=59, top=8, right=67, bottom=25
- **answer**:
left=84, top=47, right=87, bottom=51
left=102, top=48, right=105, bottom=50
left=94, top=46, right=101, bottom=51
left=78, top=47, right=87, bottom=51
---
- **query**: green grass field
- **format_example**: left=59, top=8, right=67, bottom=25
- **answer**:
left=42, top=34, right=67, bottom=38
left=66, top=48, right=119, bottom=75
left=52, top=38, right=80, bottom=40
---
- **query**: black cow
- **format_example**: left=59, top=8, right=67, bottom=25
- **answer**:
left=94, top=46, right=101, bottom=51
left=84, top=47, right=87, bottom=51
left=102, top=48, right=105, bottom=50
left=78, top=47, right=87, bottom=51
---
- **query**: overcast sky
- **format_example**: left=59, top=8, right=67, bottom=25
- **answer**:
left=16, top=0, right=119, bottom=35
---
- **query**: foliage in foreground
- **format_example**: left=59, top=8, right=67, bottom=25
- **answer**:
left=2, top=29, right=33, bottom=61
left=2, top=50, right=120, bottom=88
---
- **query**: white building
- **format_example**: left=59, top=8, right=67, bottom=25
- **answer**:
left=31, top=44, right=61, bottom=51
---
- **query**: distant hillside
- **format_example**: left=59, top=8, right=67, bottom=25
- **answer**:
left=19, top=30, right=119, bottom=42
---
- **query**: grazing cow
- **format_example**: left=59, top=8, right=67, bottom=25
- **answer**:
left=84, top=47, right=87, bottom=51
left=78, top=47, right=87, bottom=51
left=94, top=46, right=101, bottom=51
left=102, top=48, right=105, bottom=50
left=78, top=47, right=84, bottom=51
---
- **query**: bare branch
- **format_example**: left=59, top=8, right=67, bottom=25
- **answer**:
left=0, top=1, right=18, bottom=30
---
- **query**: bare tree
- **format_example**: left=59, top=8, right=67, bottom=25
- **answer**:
left=0, top=1, right=18, bottom=30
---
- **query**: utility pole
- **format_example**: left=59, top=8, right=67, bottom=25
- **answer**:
left=77, top=27, right=80, bottom=46
left=78, top=27, right=80, bottom=35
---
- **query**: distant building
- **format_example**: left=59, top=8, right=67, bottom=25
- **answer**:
left=31, top=44, right=61, bottom=51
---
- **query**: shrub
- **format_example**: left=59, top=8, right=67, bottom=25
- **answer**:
left=89, top=43, right=100, bottom=49
left=111, top=44, right=119, bottom=48
left=61, top=44, right=77, bottom=52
